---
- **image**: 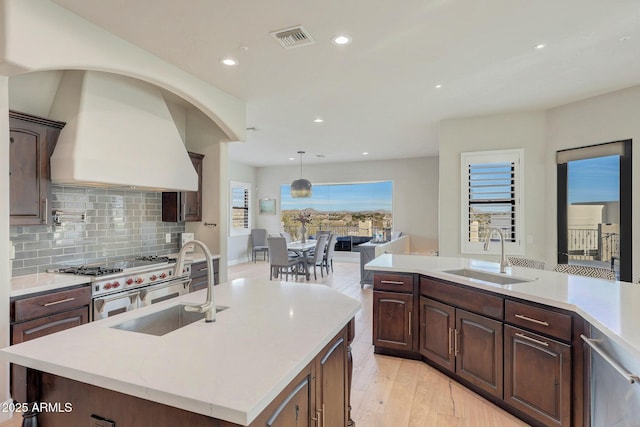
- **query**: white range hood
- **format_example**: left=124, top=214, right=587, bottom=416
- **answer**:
left=49, top=71, right=197, bottom=192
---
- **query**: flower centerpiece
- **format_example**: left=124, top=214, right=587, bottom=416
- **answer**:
left=296, top=209, right=313, bottom=243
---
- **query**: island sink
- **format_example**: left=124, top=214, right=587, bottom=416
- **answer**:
left=443, top=268, right=532, bottom=286
left=112, top=304, right=229, bottom=336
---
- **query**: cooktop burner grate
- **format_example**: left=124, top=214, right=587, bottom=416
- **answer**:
left=57, top=266, right=124, bottom=276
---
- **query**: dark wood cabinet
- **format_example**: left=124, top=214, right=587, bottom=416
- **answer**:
left=373, top=291, right=414, bottom=352
left=504, top=325, right=571, bottom=426
left=419, top=296, right=455, bottom=371
left=189, top=258, right=219, bottom=293
left=372, top=272, right=416, bottom=353
left=456, top=309, right=503, bottom=398
left=9, top=111, right=65, bottom=226
left=162, top=152, right=204, bottom=222
left=315, top=331, right=348, bottom=426
left=260, top=367, right=313, bottom=427
left=10, top=285, right=91, bottom=402
left=419, top=296, right=503, bottom=398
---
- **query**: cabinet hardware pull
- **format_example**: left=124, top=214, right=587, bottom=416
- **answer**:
left=43, top=297, right=75, bottom=307
left=311, top=409, right=321, bottom=425
left=380, top=280, right=405, bottom=285
left=515, top=332, right=549, bottom=347
left=515, top=314, right=549, bottom=326
left=448, top=327, right=454, bottom=355
left=322, top=404, right=326, bottom=427
left=408, top=312, right=412, bottom=336
left=454, top=329, right=459, bottom=356
left=581, top=335, right=640, bottom=384
left=41, top=198, right=48, bottom=224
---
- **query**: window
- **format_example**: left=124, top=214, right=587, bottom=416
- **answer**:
left=556, top=140, right=631, bottom=281
left=230, top=181, right=251, bottom=235
left=280, top=181, right=393, bottom=246
left=461, top=149, right=524, bottom=254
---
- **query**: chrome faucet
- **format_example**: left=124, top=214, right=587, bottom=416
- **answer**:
left=174, top=240, right=217, bottom=322
left=483, top=227, right=510, bottom=273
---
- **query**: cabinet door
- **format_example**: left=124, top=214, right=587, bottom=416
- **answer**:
left=184, top=152, right=203, bottom=221
left=419, top=296, right=455, bottom=372
left=11, top=306, right=89, bottom=403
left=504, top=325, right=571, bottom=427
left=316, top=333, right=347, bottom=427
left=456, top=309, right=503, bottom=398
left=9, top=123, right=48, bottom=225
left=262, top=372, right=313, bottom=427
left=373, top=291, right=413, bottom=351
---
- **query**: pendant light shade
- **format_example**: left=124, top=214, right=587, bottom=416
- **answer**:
left=291, top=151, right=312, bottom=198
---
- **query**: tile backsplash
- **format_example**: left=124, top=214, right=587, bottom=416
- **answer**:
left=10, top=185, right=185, bottom=277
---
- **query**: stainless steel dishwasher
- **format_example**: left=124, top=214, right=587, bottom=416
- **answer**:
left=583, top=327, right=640, bottom=426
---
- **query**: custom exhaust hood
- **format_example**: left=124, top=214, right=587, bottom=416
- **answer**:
left=49, top=71, right=197, bottom=192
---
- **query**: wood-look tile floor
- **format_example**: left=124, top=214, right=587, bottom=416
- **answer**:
left=0, top=260, right=530, bottom=427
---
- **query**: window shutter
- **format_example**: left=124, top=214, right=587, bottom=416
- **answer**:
left=467, top=161, right=516, bottom=242
left=231, top=185, right=250, bottom=232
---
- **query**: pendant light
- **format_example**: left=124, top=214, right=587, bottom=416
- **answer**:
left=291, top=151, right=312, bottom=198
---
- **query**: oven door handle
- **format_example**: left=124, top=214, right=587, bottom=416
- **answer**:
left=139, top=277, right=192, bottom=301
left=95, top=291, right=140, bottom=314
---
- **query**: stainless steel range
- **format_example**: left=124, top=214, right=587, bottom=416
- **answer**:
left=54, top=256, right=191, bottom=321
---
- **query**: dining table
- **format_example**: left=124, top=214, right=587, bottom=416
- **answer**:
left=287, top=240, right=317, bottom=280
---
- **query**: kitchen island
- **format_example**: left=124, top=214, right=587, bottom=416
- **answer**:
left=1, top=278, right=360, bottom=426
left=365, top=254, right=640, bottom=427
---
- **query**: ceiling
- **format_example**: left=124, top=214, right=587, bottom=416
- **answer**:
left=51, top=0, right=640, bottom=167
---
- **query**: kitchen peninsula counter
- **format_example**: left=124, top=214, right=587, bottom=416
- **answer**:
left=1, top=279, right=360, bottom=425
left=365, top=254, right=640, bottom=360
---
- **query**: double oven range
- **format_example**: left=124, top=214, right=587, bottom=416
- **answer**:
left=54, top=256, right=191, bottom=321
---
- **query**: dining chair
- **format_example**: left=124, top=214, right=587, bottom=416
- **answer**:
left=267, top=237, right=301, bottom=280
left=553, top=263, right=616, bottom=280
left=250, top=229, right=269, bottom=262
left=303, top=234, right=329, bottom=280
left=508, top=256, right=545, bottom=270
left=280, top=231, right=293, bottom=243
left=323, top=234, right=337, bottom=275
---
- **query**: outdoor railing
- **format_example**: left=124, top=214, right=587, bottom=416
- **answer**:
left=568, top=228, right=619, bottom=263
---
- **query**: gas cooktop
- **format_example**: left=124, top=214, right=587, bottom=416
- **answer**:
left=54, top=256, right=177, bottom=276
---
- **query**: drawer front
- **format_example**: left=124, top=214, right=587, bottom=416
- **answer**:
left=190, top=261, right=208, bottom=279
left=13, top=286, right=91, bottom=323
left=505, top=300, right=572, bottom=342
left=373, top=273, right=414, bottom=293
left=420, top=277, right=504, bottom=320
left=12, top=306, right=89, bottom=344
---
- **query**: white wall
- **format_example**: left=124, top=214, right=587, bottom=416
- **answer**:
left=545, top=85, right=640, bottom=280
left=227, top=160, right=258, bottom=264
left=255, top=157, right=439, bottom=254
left=439, top=112, right=547, bottom=261
left=0, top=76, right=11, bottom=420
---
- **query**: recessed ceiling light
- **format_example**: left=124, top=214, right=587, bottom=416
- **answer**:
left=289, top=157, right=296, bottom=161
left=619, top=36, right=632, bottom=42
left=435, top=84, right=442, bottom=89
left=316, top=154, right=325, bottom=158
left=332, top=34, right=352, bottom=46
left=535, top=43, right=546, bottom=50
left=313, top=118, right=324, bottom=123
left=362, top=152, right=369, bottom=155
left=220, top=58, right=238, bottom=66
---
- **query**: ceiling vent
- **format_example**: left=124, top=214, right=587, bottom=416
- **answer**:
left=270, top=26, right=315, bottom=49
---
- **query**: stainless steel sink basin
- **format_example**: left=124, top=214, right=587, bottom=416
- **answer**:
left=443, top=269, right=532, bottom=285
left=111, top=304, right=229, bottom=336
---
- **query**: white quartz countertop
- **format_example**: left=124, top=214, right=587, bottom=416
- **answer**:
left=10, top=273, right=91, bottom=298
left=0, top=279, right=360, bottom=426
left=366, top=254, right=640, bottom=361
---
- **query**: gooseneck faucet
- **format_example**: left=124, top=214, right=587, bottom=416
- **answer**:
left=174, top=240, right=217, bottom=322
left=483, top=227, right=510, bottom=273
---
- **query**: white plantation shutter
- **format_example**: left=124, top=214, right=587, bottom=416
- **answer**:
left=461, top=150, right=523, bottom=254
left=230, top=181, right=251, bottom=235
